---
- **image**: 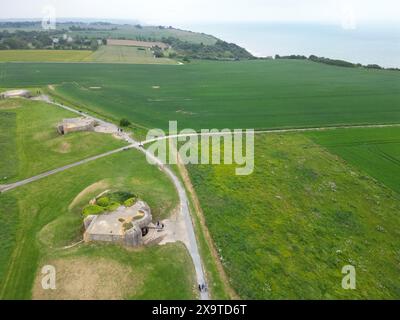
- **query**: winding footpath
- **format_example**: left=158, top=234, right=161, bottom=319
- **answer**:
left=2, top=95, right=400, bottom=299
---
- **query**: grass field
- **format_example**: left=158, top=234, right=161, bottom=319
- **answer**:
left=0, top=149, right=190, bottom=299
left=0, top=98, right=126, bottom=183
left=0, top=60, right=399, bottom=131
left=70, top=25, right=218, bottom=45
left=186, top=133, right=400, bottom=299
left=0, top=110, right=17, bottom=181
left=307, top=127, right=400, bottom=194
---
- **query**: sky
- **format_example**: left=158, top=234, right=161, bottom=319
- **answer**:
left=1, top=0, right=400, bottom=28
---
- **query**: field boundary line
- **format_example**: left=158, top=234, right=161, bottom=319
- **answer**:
left=141, top=123, right=400, bottom=145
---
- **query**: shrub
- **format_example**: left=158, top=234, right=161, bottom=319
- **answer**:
left=106, top=201, right=120, bottom=212
left=123, top=222, right=134, bottom=231
left=124, top=197, right=137, bottom=207
left=109, top=191, right=136, bottom=203
left=96, top=196, right=110, bottom=207
left=82, top=204, right=105, bottom=217
left=120, top=118, right=131, bottom=127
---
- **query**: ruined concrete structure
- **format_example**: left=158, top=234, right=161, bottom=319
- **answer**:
left=83, top=201, right=153, bottom=247
left=0, top=89, right=31, bottom=99
left=57, top=117, right=96, bottom=135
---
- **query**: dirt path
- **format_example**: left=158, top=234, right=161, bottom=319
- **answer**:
left=176, top=154, right=240, bottom=300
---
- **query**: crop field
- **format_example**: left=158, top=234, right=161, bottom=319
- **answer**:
left=186, top=133, right=400, bottom=299
left=0, top=48, right=176, bottom=64
left=0, top=60, right=399, bottom=131
left=307, top=127, right=400, bottom=194
left=90, top=45, right=176, bottom=64
left=0, top=149, right=190, bottom=299
left=0, top=98, right=125, bottom=183
left=0, top=50, right=93, bottom=62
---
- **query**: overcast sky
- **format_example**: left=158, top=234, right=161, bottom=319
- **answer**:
left=1, top=0, right=399, bottom=26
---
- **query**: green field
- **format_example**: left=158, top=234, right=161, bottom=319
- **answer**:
left=307, top=127, right=400, bottom=194
left=0, top=60, right=399, bottom=131
left=0, top=149, right=192, bottom=299
left=0, top=98, right=125, bottom=183
left=0, top=110, right=17, bottom=181
left=1, top=57, right=400, bottom=300
left=187, top=133, right=400, bottom=299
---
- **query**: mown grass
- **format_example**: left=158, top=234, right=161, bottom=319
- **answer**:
left=0, top=110, right=17, bottom=181
left=186, top=133, right=400, bottom=299
left=0, top=149, right=188, bottom=299
left=0, top=60, right=399, bottom=131
left=307, top=127, right=400, bottom=194
left=37, top=242, right=196, bottom=300
left=0, top=193, right=18, bottom=285
left=0, top=98, right=126, bottom=183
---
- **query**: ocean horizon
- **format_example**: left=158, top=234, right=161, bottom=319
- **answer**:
left=180, top=22, right=400, bottom=68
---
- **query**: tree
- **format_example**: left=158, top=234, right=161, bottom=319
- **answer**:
left=120, top=119, right=131, bottom=127
left=90, top=39, right=99, bottom=51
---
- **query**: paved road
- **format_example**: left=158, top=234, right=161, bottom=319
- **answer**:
left=138, top=146, right=209, bottom=300
left=0, top=146, right=134, bottom=193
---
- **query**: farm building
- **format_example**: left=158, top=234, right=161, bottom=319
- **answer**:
left=57, top=117, right=96, bottom=135
left=0, top=89, right=31, bottom=99
left=83, top=201, right=153, bottom=247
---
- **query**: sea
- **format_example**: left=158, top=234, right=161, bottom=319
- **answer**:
left=179, top=22, right=400, bottom=68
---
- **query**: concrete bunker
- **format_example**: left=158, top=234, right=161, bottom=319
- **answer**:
left=0, top=89, right=32, bottom=99
left=83, top=200, right=153, bottom=247
left=57, top=117, right=96, bottom=135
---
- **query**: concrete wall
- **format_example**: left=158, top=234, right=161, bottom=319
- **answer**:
left=63, top=123, right=95, bottom=135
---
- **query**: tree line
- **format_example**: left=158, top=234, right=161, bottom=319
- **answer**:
left=160, top=37, right=254, bottom=61
left=275, top=54, right=399, bottom=71
left=0, top=30, right=104, bottom=50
